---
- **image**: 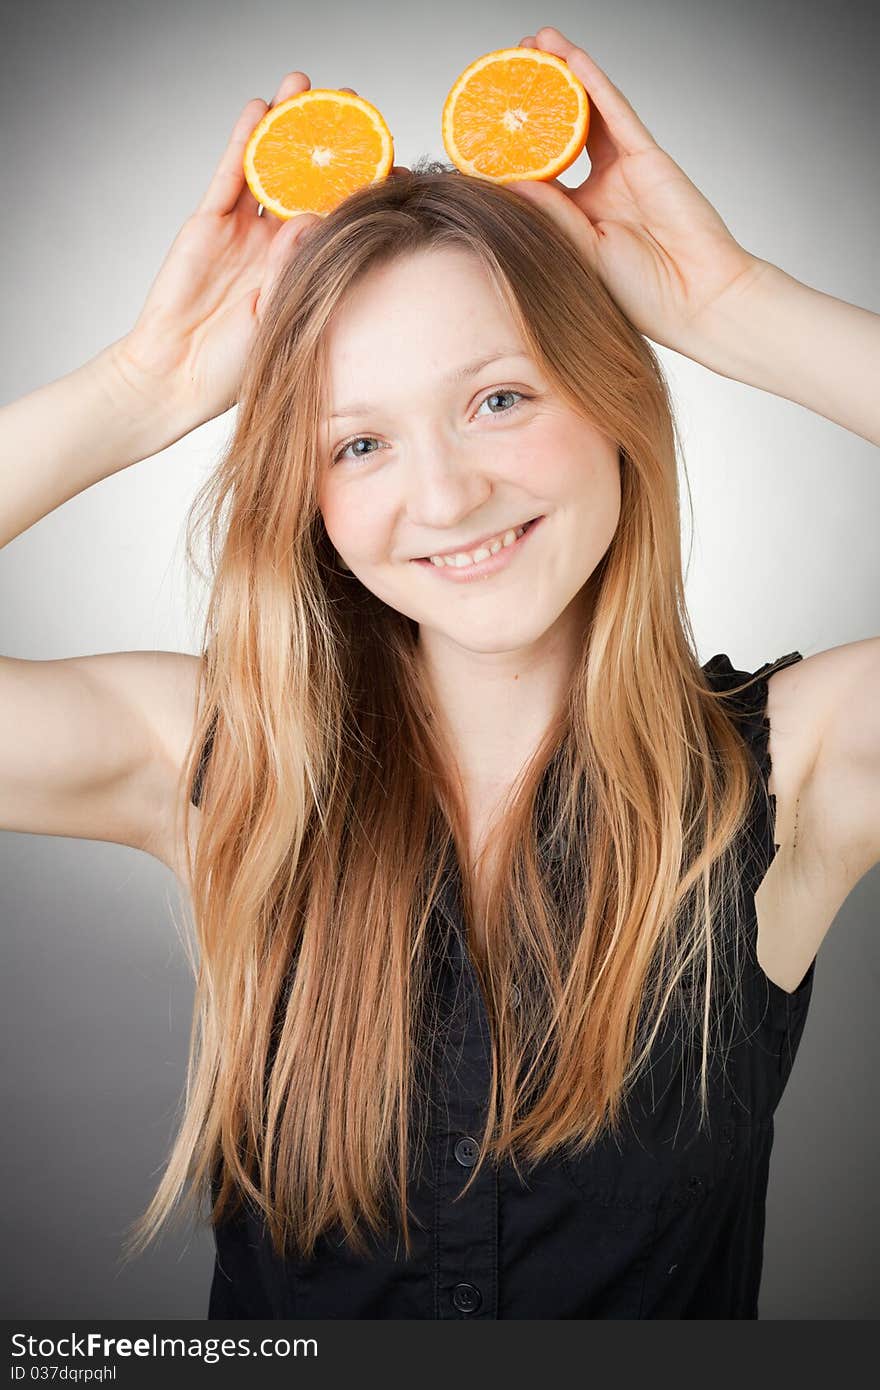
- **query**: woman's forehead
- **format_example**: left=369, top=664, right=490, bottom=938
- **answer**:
left=321, top=258, right=528, bottom=416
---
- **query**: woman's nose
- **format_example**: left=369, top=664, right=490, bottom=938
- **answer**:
left=404, top=437, right=492, bottom=524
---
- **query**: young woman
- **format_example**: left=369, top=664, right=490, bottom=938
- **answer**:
left=2, top=28, right=877, bottom=1320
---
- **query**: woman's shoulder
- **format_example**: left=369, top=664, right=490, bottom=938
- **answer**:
left=700, top=649, right=804, bottom=788
left=701, top=647, right=804, bottom=716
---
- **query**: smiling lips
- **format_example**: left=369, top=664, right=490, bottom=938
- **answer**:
left=422, top=519, right=528, bottom=566
left=412, top=515, right=544, bottom=581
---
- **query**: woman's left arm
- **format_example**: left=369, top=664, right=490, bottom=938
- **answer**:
left=510, top=28, right=880, bottom=446
left=509, top=29, right=880, bottom=885
left=691, top=263, right=879, bottom=447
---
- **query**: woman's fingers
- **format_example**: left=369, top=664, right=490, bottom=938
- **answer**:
left=516, top=30, right=628, bottom=183
left=198, top=71, right=312, bottom=217
left=529, top=26, right=657, bottom=159
left=273, top=69, right=314, bottom=105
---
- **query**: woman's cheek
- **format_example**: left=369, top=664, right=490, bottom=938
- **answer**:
left=337, top=513, right=394, bottom=569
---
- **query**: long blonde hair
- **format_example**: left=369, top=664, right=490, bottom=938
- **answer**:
left=125, top=160, right=767, bottom=1264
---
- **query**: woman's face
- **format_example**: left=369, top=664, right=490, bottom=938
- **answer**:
left=317, top=246, right=622, bottom=655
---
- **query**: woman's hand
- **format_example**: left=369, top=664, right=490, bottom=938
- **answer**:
left=115, top=73, right=407, bottom=430
left=507, top=28, right=770, bottom=360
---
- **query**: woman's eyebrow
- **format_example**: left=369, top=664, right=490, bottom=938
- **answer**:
left=327, top=348, right=532, bottom=420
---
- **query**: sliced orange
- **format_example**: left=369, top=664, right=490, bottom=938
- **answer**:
left=442, top=47, right=590, bottom=183
left=243, top=89, right=394, bottom=219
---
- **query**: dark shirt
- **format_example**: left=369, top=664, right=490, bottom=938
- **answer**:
left=193, top=650, right=816, bottom=1319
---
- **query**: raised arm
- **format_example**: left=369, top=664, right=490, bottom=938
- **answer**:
left=0, top=341, right=193, bottom=550
left=0, top=68, right=331, bottom=869
left=507, top=29, right=880, bottom=940
left=0, top=332, right=203, bottom=869
left=508, top=27, right=879, bottom=445
left=0, top=71, right=330, bottom=553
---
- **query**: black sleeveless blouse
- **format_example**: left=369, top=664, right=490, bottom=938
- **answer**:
left=192, top=650, right=816, bottom=1319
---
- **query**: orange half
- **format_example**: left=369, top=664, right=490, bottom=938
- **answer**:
left=243, top=89, right=394, bottom=218
left=442, top=47, right=590, bottom=182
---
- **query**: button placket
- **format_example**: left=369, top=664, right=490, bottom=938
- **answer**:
left=434, top=877, right=499, bottom=1319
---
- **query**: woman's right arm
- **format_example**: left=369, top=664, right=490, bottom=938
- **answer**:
left=1, top=64, right=339, bottom=556
left=1, top=64, right=386, bottom=554
left=0, top=342, right=208, bottom=868
left=0, top=69, right=329, bottom=866
left=0, top=336, right=194, bottom=550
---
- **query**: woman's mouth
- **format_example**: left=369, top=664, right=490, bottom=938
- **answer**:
left=410, top=515, right=544, bottom=582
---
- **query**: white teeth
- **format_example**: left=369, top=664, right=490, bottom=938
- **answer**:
left=429, top=524, right=527, bottom=568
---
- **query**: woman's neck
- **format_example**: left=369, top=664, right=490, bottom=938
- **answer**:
left=415, top=593, right=587, bottom=803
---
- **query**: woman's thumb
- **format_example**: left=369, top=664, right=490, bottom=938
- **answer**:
left=274, top=211, right=322, bottom=264
left=286, top=210, right=323, bottom=240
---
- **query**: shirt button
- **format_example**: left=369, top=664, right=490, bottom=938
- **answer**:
left=454, top=1135, right=479, bottom=1167
left=510, top=983, right=521, bottom=1007
left=452, top=1282, right=482, bottom=1314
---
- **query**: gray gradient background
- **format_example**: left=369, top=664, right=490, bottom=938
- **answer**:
left=1, top=0, right=878, bottom=1320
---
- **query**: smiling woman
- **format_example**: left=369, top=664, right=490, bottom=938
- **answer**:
left=3, top=3, right=879, bottom=1327
left=87, top=154, right=828, bottom=1322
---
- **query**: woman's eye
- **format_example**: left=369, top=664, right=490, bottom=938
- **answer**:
left=475, top=388, right=526, bottom=417
left=331, top=389, right=528, bottom=465
left=333, top=436, right=381, bottom=464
